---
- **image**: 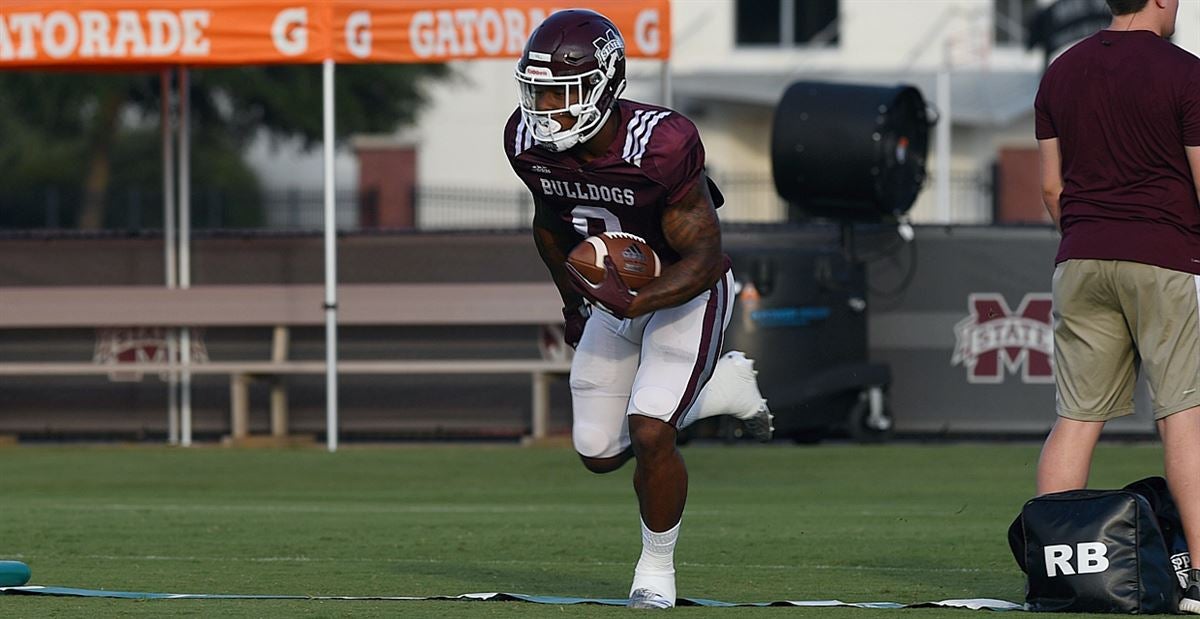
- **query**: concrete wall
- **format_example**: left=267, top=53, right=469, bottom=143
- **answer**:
left=0, top=225, right=1160, bottom=439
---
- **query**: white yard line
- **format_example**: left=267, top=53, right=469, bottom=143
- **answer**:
left=17, top=502, right=968, bottom=518
left=25, top=503, right=636, bottom=515
left=7, top=553, right=1000, bottom=574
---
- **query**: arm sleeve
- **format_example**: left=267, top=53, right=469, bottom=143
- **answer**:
left=1034, top=77, right=1057, bottom=140
left=1183, top=62, right=1200, bottom=147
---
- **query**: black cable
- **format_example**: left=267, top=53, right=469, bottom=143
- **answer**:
left=867, top=236, right=918, bottom=299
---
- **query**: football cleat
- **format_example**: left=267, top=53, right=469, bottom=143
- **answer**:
left=627, top=587, right=674, bottom=609
left=704, top=351, right=774, bottom=441
left=739, top=399, right=774, bottom=443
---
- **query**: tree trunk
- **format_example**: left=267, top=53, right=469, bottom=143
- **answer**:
left=77, top=91, right=124, bottom=230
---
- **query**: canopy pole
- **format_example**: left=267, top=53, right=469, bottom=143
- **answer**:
left=322, top=59, right=339, bottom=453
left=935, top=68, right=952, bottom=223
left=161, top=68, right=180, bottom=445
left=178, top=67, right=193, bottom=447
left=936, top=39, right=952, bottom=223
left=660, top=59, right=672, bottom=109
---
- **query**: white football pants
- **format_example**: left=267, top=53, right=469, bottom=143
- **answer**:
left=570, top=269, right=735, bottom=459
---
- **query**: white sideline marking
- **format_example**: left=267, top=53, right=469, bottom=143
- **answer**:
left=10, top=553, right=996, bottom=574
left=23, top=502, right=968, bottom=518
left=29, top=503, right=645, bottom=515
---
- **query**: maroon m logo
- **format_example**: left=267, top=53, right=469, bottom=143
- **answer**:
left=952, top=293, right=1053, bottom=384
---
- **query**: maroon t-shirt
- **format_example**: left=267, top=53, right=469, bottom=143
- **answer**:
left=504, top=99, right=709, bottom=266
left=1035, top=30, right=1200, bottom=273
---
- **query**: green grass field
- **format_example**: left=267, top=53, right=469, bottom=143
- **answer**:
left=0, top=442, right=1172, bottom=617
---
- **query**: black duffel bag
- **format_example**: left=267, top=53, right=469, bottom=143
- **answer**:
left=1008, top=479, right=1182, bottom=613
left=1124, top=476, right=1191, bottom=590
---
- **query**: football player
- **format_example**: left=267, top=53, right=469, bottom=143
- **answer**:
left=503, top=9, right=773, bottom=609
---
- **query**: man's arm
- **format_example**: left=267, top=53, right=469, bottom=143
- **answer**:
left=1038, top=138, right=1063, bottom=229
left=624, top=178, right=723, bottom=318
left=1187, top=146, right=1200, bottom=206
left=532, top=199, right=585, bottom=311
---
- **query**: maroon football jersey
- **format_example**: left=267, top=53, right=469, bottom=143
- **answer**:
left=1035, top=30, right=1200, bottom=274
left=504, top=99, right=712, bottom=266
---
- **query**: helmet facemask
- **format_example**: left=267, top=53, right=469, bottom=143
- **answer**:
left=515, top=63, right=625, bottom=152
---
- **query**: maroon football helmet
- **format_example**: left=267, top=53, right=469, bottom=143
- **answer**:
left=515, top=10, right=627, bottom=152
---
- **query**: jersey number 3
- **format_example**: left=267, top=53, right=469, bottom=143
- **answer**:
left=570, top=205, right=621, bottom=237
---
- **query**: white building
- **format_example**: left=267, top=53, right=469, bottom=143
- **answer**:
left=250, top=0, right=1200, bottom=227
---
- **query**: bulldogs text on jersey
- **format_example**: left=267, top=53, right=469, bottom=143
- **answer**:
left=504, top=99, right=710, bottom=266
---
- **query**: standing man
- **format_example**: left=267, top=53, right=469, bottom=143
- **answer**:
left=504, top=9, right=772, bottom=609
left=1034, top=0, right=1200, bottom=612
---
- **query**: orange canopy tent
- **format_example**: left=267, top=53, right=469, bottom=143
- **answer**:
left=0, top=1, right=669, bottom=67
left=0, top=0, right=671, bottom=451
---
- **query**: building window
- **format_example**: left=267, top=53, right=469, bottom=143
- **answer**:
left=994, top=0, right=1037, bottom=46
left=736, top=0, right=839, bottom=48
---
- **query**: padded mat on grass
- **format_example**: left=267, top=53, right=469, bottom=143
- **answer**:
left=1, top=586, right=1023, bottom=609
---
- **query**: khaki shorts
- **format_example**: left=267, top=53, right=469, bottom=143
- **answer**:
left=1054, top=259, right=1200, bottom=421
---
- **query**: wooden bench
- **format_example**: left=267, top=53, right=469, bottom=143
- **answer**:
left=0, top=284, right=572, bottom=442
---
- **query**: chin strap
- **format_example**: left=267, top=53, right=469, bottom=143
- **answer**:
left=572, top=78, right=624, bottom=146
left=574, top=107, right=610, bottom=145
left=531, top=103, right=613, bottom=152
left=528, top=77, right=624, bottom=152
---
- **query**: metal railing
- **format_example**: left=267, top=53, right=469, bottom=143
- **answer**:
left=414, top=186, right=535, bottom=230
left=0, top=171, right=998, bottom=234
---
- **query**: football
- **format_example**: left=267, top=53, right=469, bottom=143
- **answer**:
left=566, top=232, right=661, bottom=291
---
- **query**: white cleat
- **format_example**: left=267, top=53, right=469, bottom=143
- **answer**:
left=740, top=399, right=774, bottom=443
left=706, top=351, right=774, bottom=441
left=627, top=588, right=675, bottom=609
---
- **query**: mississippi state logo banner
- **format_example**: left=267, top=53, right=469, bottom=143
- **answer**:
left=951, top=293, right=1054, bottom=384
left=0, top=0, right=670, bottom=69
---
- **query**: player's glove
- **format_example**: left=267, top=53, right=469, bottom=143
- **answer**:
left=565, top=255, right=636, bottom=319
left=562, top=304, right=590, bottom=349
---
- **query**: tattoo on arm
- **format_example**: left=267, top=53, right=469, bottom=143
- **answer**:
left=627, top=179, right=723, bottom=317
